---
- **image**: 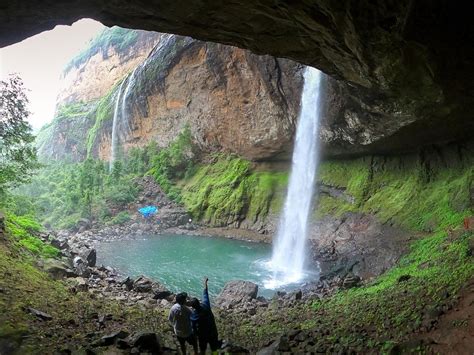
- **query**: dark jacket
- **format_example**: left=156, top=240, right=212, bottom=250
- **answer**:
left=190, top=288, right=218, bottom=340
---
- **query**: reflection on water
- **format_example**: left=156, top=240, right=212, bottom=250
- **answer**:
left=96, top=234, right=319, bottom=298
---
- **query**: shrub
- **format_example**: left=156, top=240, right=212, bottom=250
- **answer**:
left=109, top=211, right=131, bottom=225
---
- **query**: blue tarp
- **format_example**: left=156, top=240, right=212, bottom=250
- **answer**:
left=138, top=205, right=158, bottom=218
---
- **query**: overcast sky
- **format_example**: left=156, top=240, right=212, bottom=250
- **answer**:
left=0, top=19, right=105, bottom=131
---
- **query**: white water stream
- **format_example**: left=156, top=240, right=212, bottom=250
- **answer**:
left=266, top=66, right=323, bottom=288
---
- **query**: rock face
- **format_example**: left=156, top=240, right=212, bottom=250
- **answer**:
left=309, top=213, right=411, bottom=280
left=39, top=30, right=303, bottom=162
left=4, top=1, right=474, bottom=155
left=57, top=29, right=160, bottom=106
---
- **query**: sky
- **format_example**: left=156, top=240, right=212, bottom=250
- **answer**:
left=0, top=19, right=105, bottom=131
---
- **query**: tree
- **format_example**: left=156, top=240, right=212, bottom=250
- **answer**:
left=0, top=75, right=38, bottom=193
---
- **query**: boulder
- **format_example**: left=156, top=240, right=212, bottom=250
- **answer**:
left=151, top=283, right=173, bottom=300
left=130, top=332, right=161, bottom=353
left=82, top=248, right=97, bottom=267
left=216, top=280, right=258, bottom=307
left=73, top=256, right=91, bottom=277
left=121, top=277, right=135, bottom=291
left=69, top=277, right=89, bottom=292
left=133, top=276, right=153, bottom=293
left=94, top=330, right=129, bottom=347
left=43, top=259, right=73, bottom=280
left=50, top=238, right=68, bottom=250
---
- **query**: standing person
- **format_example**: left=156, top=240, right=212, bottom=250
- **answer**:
left=190, top=278, right=220, bottom=354
left=169, top=292, right=198, bottom=354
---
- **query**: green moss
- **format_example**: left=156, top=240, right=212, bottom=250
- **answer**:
left=63, top=27, right=140, bottom=74
left=86, top=84, right=117, bottom=157
left=316, top=154, right=473, bottom=232
left=306, top=230, right=473, bottom=351
left=182, top=156, right=288, bottom=226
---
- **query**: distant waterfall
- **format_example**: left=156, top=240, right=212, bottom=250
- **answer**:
left=109, top=68, right=138, bottom=171
left=268, top=67, right=323, bottom=286
left=110, top=80, right=126, bottom=171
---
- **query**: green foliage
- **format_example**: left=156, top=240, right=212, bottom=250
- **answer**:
left=63, top=27, right=140, bottom=74
left=15, top=155, right=139, bottom=229
left=109, top=211, right=131, bottom=225
left=147, top=126, right=196, bottom=202
left=4, top=212, right=59, bottom=258
left=0, top=75, right=39, bottom=193
left=86, top=85, right=117, bottom=156
left=182, top=155, right=288, bottom=226
left=54, top=102, right=90, bottom=122
left=305, top=230, right=473, bottom=351
left=317, top=154, right=473, bottom=231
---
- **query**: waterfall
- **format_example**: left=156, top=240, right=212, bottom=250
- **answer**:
left=267, top=66, right=323, bottom=287
left=120, top=67, right=138, bottom=135
left=109, top=34, right=175, bottom=171
left=110, top=79, right=126, bottom=171
left=109, top=68, right=138, bottom=171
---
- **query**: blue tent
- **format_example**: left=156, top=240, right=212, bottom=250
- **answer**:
left=138, top=205, right=158, bottom=218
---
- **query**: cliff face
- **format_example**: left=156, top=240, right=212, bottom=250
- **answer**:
left=57, top=30, right=160, bottom=106
left=5, top=1, right=474, bottom=156
left=93, top=35, right=303, bottom=161
left=39, top=29, right=304, bottom=162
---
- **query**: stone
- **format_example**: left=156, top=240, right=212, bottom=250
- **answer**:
left=216, top=280, right=258, bottom=307
left=151, top=283, right=172, bottom=300
left=82, top=248, right=97, bottom=267
left=130, top=332, right=161, bottom=353
left=26, top=307, right=53, bottom=321
left=0, top=211, right=5, bottom=235
left=70, top=277, right=89, bottom=292
left=133, top=276, right=154, bottom=293
left=121, top=277, right=134, bottom=291
left=94, top=330, right=129, bottom=347
left=43, top=259, right=71, bottom=280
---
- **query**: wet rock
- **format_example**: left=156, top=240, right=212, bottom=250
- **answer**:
left=342, top=274, right=361, bottom=288
left=43, top=259, right=73, bottom=280
left=220, top=340, right=249, bottom=354
left=121, top=277, right=134, bottom=291
left=73, top=257, right=91, bottom=278
left=50, top=238, right=69, bottom=250
left=133, top=276, right=153, bottom=293
left=216, top=280, right=258, bottom=308
left=94, top=330, right=129, bottom=347
left=82, top=248, right=97, bottom=267
left=0, top=211, right=5, bottom=234
left=26, top=307, right=53, bottom=321
left=130, top=332, right=161, bottom=353
left=152, top=283, right=173, bottom=300
left=70, top=277, right=89, bottom=292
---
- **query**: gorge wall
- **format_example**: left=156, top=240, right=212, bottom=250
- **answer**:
left=37, top=28, right=304, bottom=162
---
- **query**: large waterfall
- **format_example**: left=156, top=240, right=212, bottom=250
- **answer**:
left=267, top=66, right=323, bottom=287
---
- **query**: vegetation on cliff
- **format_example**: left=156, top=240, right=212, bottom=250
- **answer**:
left=316, top=147, right=473, bottom=232
left=63, top=27, right=140, bottom=74
left=182, top=155, right=287, bottom=226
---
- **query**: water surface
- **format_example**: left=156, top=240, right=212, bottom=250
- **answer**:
left=96, top=234, right=318, bottom=298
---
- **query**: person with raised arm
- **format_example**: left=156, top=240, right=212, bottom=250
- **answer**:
left=189, top=278, right=220, bottom=354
